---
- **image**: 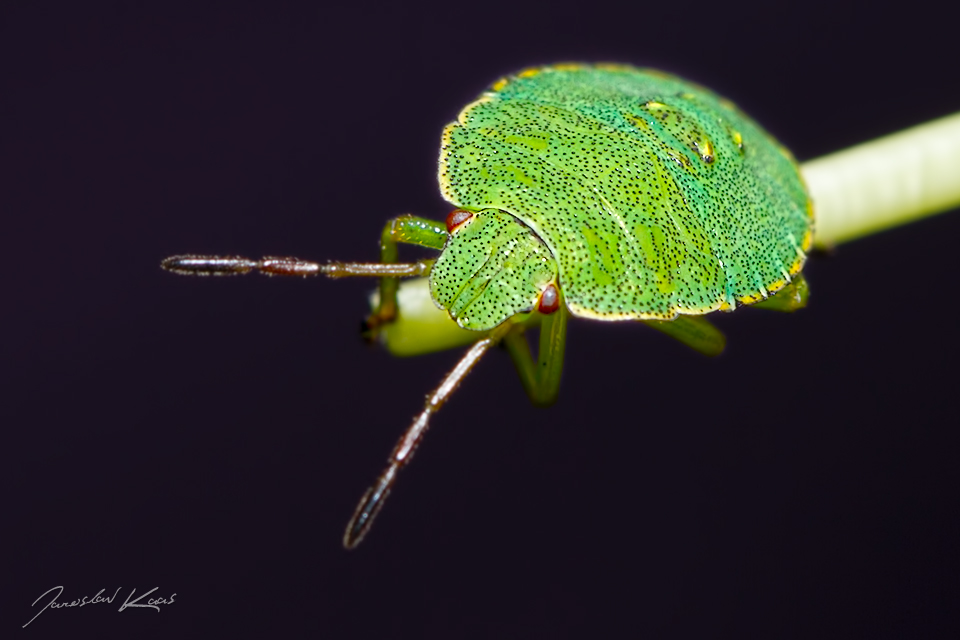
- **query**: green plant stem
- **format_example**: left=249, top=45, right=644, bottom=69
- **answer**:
left=801, top=111, right=960, bottom=247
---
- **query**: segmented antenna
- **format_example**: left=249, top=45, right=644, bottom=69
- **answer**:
left=161, top=255, right=432, bottom=278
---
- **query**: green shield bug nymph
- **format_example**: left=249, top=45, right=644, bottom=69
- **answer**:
left=162, top=63, right=814, bottom=548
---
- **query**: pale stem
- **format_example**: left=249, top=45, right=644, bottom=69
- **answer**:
left=801, top=111, right=960, bottom=247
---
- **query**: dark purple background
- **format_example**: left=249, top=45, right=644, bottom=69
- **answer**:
left=6, top=2, right=959, bottom=638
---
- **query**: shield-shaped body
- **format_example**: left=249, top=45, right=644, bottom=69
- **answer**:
left=434, top=63, right=813, bottom=330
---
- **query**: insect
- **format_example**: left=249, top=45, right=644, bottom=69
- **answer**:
left=162, top=63, right=814, bottom=548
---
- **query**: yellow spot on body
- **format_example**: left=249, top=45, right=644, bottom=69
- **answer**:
left=640, top=68, right=673, bottom=80
left=438, top=123, right=457, bottom=197
left=567, top=301, right=722, bottom=322
left=549, top=63, right=585, bottom=72
left=646, top=100, right=667, bottom=110
left=440, top=122, right=455, bottom=148
left=738, top=291, right=765, bottom=304
left=594, top=62, right=634, bottom=72
left=491, top=77, right=508, bottom=92
left=783, top=228, right=811, bottom=277
left=456, top=95, right=493, bottom=126
left=517, top=67, right=541, bottom=79
left=766, top=278, right=786, bottom=295
left=787, top=256, right=804, bottom=276
left=697, top=137, right=715, bottom=163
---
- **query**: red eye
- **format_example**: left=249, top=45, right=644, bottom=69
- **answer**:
left=445, top=209, right=473, bottom=233
left=537, top=283, right=560, bottom=314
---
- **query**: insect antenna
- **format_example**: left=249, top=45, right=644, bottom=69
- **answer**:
left=343, top=323, right=512, bottom=548
left=160, top=255, right=433, bottom=278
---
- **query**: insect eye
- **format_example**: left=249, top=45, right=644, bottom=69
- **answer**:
left=537, top=283, right=560, bottom=314
left=445, top=209, right=474, bottom=233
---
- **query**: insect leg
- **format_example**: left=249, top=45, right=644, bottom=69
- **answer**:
left=370, top=215, right=447, bottom=330
left=501, top=306, right=568, bottom=407
left=642, top=316, right=727, bottom=357
left=749, top=275, right=810, bottom=312
left=343, top=321, right=513, bottom=549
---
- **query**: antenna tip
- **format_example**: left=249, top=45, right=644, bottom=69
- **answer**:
left=160, top=255, right=256, bottom=276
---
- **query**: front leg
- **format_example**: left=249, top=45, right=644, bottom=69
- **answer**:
left=367, top=215, right=448, bottom=332
left=750, top=275, right=810, bottom=312
left=501, top=306, right=568, bottom=407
